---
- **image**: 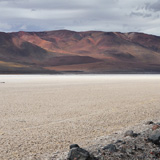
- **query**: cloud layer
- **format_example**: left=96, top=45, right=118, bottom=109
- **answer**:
left=0, top=0, right=160, bottom=35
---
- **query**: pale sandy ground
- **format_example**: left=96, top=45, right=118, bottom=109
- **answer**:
left=0, top=75, right=160, bottom=160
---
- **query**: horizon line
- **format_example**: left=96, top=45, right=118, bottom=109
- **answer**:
left=1, top=29, right=159, bottom=37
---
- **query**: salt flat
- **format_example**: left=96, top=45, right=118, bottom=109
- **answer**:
left=0, top=75, right=160, bottom=160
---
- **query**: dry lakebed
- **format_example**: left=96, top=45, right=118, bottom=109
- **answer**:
left=0, top=74, right=160, bottom=160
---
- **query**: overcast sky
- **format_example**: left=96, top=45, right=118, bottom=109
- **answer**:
left=0, top=0, right=160, bottom=35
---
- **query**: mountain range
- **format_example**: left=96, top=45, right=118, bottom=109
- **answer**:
left=0, top=30, right=160, bottom=74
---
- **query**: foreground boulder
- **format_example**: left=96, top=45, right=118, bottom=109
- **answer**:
left=148, top=129, right=160, bottom=145
left=67, top=144, right=96, bottom=160
left=103, top=144, right=117, bottom=153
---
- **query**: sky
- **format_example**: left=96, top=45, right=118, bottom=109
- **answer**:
left=0, top=0, right=160, bottom=36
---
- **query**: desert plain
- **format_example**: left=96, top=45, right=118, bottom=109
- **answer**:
left=0, top=74, right=160, bottom=160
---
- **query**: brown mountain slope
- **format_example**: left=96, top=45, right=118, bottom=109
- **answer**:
left=0, top=30, right=160, bottom=73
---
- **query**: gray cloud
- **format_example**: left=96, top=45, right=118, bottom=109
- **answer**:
left=130, top=12, right=144, bottom=17
left=145, top=0, right=160, bottom=12
left=0, top=0, right=160, bottom=36
left=130, top=12, right=152, bottom=18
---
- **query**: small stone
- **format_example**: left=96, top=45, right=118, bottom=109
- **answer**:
left=120, top=146, right=126, bottom=153
left=115, top=140, right=123, bottom=144
left=152, top=124, right=160, bottom=131
left=148, top=129, right=160, bottom=145
left=124, top=130, right=139, bottom=137
left=126, top=148, right=134, bottom=154
left=124, top=130, right=134, bottom=137
left=70, top=144, right=80, bottom=149
left=146, top=121, right=154, bottom=125
left=133, top=145, right=137, bottom=151
left=103, top=144, right=117, bottom=152
left=133, top=133, right=139, bottom=137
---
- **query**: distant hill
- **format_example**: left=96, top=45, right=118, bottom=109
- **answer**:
left=0, top=30, right=160, bottom=74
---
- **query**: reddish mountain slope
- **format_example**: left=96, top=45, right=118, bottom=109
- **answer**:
left=0, top=30, right=160, bottom=73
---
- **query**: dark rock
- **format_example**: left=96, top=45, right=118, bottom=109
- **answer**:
left=124, top=130, right=134, bottom=137
left=152, top=124, right=160, bottom=131
left=103, top=144, right=117, bottom=152
left=133, top=133, right=139, bottom=137
left=148, top=129, right=160, bottom=145
left=68, top=146, right=95, bottom=160
left=133, top=145, right=137, bottom=151
left=124, top=130, right=138, bottom=137
left=70, top=144, right=80, bottom=149
left=136, top=145, right=144, bottom=151
left=146, top=121, right=154, bottom=125
left=0, top=82, right=5, bottom=83
left=115, top=140, right=123, bottom=144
